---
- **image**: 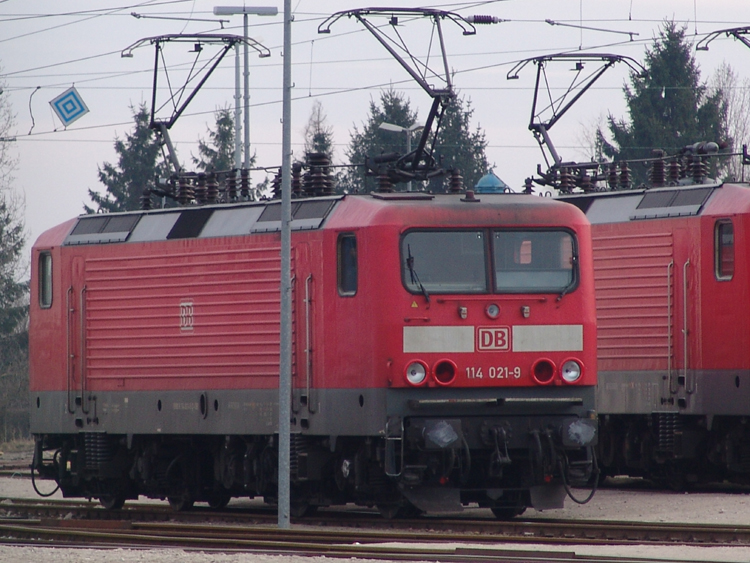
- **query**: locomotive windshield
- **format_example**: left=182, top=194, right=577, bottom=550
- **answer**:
left=402, top=230, right=487, bottom=293
left=401, top=229, right=576, bottom=294
left=493, top=230, right=575, bottom=292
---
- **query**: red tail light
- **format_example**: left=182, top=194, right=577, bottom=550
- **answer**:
left=531, top=358, right=556, bottom=385
left=433, top=359, right=457, bottom=386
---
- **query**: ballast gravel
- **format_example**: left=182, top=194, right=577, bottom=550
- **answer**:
left=3, top=471, right=750, bottom=562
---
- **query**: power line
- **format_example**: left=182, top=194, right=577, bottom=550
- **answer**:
left=0, top=0, right=192, bottom=22
left=4, top=4, right=748, bottom=143
left=0, top=1, right=176, bottom=44
left=2, top=50, right=126, bottom=77
left=3, top=1, right=744, bottom=84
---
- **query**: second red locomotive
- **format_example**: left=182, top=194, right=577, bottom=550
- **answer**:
left=30, top=190, right=597, bottom=516
left=560, top=160, right=750, bottom=489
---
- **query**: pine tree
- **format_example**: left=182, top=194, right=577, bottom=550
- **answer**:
left=343, top=90, right=490, bottom=193
left=193, top=106, right=236, bottom=173
left=0, top=193, right=27, bottom=426
left=303, top=100, right=335, bottom=160
left=428, top=95, right=490, bottom=192
left=0, top=196, right=25, bottom=338
left=600, top=21, right=729, bottom=185
left=343, top=90, right=419, bottom=193
left=86, top=103, right=167, bottom=213
left=0, top=79, right=29, bottom=440
left=0, top=192, right=28, bottom=441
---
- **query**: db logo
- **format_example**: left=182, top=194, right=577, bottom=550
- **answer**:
left=477, top=327, right=510, bottom=351
left=180, top=301, right=194, bottom=331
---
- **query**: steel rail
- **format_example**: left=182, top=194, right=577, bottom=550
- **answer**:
left=0, top=523, right=632, bottom=563
left=3, top=497, right=750, bottom=547
left=0, top=517, right=744, bottom=558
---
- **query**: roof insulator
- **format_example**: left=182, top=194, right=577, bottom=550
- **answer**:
left=460, top=190, right=480, bottom=203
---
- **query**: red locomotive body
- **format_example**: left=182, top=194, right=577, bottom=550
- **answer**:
left=30, top=192, right=597, bottom=516
left=561, top=180, right=750, bottom=487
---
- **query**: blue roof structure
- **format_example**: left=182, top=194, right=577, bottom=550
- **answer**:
left=474, top=171, right=510, bottom=193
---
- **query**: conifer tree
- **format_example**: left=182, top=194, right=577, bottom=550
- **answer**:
left=193, top=106, right=237, bottom=173
left=86, top=103, right=166, bottom=213
left=344, top=90, right=490, bottom=193
left=600, top=21, right=728, bottom=185
left=303, top=100, right=335, bottom=160
left=428, top=95, right=490, bottom=192
left=0, top=79, right=29, bottom=439
left=343, top=90, right=419, bottom=193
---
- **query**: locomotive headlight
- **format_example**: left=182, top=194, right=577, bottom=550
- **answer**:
left=485, top=303, right=500, bottom=319
left=405, top=361, right=428, bottom=386
left=561, top=359, right=583, bottom=383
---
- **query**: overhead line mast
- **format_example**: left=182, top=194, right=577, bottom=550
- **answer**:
left=120, top=33, right=270, bottom=177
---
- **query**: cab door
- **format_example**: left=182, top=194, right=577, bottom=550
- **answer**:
left=292, top=241, right=322, bottom=417
left=671, top=226, right=699, bottom=406
left=67, top=255, right=89, bottom=419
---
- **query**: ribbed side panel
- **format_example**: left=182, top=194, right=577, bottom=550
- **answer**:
left=83, top=243, right=284, bottom=383
left=654, top=412, right=681, bottom=454
left=290, top=433, right=310, bottom=481
left=83, top=432, right=116, bottom=470
left=593, top=232, right=674, bottom=368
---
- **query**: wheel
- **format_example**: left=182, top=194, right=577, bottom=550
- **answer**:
left=594, top=470, right=609, bottom=487
left=664, top=463, right=688, bottom=492
left=377, top=503, right=404, bottom=519
left=490, top=505, right=526, bottom=519
left=99, top=493, right=126, bottom=510
left=168, top=494, right=195, bottom=511
left=290, top=501, right=318, bottom=518
left=207, top=492, right=231, bottom=510
left=400, top=502, right=423, bottom=519
left=598, top=426, right=617, bottom=468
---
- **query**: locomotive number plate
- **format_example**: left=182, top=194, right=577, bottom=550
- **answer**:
left=465, top=366, right=522, bottom=380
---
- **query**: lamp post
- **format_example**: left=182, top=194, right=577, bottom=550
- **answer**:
left=278, top=0, right=292, bottom=530
left=378, top=122, right=424, bottom=191
left=215, top=5, right=287, bottom=529
left=213, top=6, right=278, bottom=173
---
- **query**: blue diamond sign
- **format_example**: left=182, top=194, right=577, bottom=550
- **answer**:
left=49, top=86, right=89, bottom=126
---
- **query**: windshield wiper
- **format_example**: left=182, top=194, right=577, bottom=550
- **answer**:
left=406, top=244, right=430, bottom=304
left=557, top=254, right=578, bottom=302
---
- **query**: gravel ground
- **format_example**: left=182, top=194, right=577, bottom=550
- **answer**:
left=3, top=457, right=750, bottom=562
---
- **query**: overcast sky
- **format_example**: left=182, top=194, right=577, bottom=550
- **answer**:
left=2, top=0, right=750, bottom=253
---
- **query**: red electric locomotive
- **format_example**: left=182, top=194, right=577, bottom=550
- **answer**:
left=558, top=160, right=750, bottom=488
left=30, top=191, right=597, bottom=516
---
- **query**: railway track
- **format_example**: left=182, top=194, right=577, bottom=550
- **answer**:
left=2, top=496, right=750, bottom=549
left=2, top=517, right=742, bottom=563
left=0, top=522, right=648, bottom=563
left=0, top=463, right=29, bottom=477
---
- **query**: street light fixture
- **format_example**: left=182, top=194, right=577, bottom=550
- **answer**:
left=213, top=6, right=278, bottom=173
left=213, top=6, right=278, bottom=16
left=379, top=122, right=424, bottom=191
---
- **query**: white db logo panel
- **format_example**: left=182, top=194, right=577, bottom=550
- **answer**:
left=477, top=327, right=510, bottom=351
left=180, top=300, right=194, bottom=331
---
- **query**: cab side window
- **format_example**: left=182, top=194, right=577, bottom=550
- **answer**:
left=337, top=234, right=357, bottom=296
left=715, top=220, right=734, bottom=280
left=39, top=252, right=53, bottom=308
